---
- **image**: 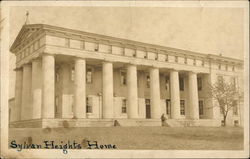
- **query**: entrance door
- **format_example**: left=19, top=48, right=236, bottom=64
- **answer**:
left=145, top=99, right=151, bottom=119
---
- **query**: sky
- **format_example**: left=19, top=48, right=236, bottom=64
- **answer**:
left=8, top=6, right=245, bottom=98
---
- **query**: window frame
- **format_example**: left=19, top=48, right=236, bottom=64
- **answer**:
left=120, top=70, right=127, bottom=86
left=86, top=97, right=93, bottom=113
left=179, top=77, right=184, bottom=91
left=197, top=77, right=202, bottom=91
left=198, top=100, right=204, bottom=116
left=86, top=67, right=93, bottom=84
left=180, top=100, right=185, bottom=115
left=121, top=99, right=127, bottom=114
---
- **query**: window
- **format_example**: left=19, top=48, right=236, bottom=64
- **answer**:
left=218, top=76, right=223, bottom=82
left=226, top=65, right=228, bottom=71
left=65, top=38, right=70, bottom=47
left=231, top=77, right=237, bottom=90
left=220, top=106, right=224, bottom=114
left=234, top=120, right=239, bottom=127
left=80, top=41, right=85, bottom=49
left=199, top=100, right=204, bottom=115
left=202, top=60, right=205, bottom=67
left=180, top=100, right=185, bottom=115
left=175, top=56, right=178, bottom=62
left=197, top=77, right=202, bottom=91
left=179, top=77, right=184, bottom=91
left=146, top=75, right=150, bottom=88
left=56, top=73, right=60, bottom=82
left=233, top=100, right=238, bottom=115
left=107, top=45, right=112, bottom=53
left=165, top=55, right=168, bottom=62
left=122, top=99, right=127, bottom=113
left=193, top=59, right=196, bottom=65
left=232, top=65, right=235, bottom=71
left=166, top=99, right=171, bottom=115
left=55, top=96, right=59, bottom=113
left=86, top=97, right=92, bottom=113
left=94, top=43, right=99, bottom=51
left=184, top=57, right=187, bottom=64
left=120, top=70, right=127, bottom=85
left=155, top=54, right=158, bottom=60
left=165, top=76, right=170, bottom=90
left=71, top=67, right=75, bottom=81
left=218, top=64, right=221, bottom=70
left=86, top=68, right=93, bottom=84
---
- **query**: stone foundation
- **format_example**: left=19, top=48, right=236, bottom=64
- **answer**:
left=9, top=118, right=222, bottom=128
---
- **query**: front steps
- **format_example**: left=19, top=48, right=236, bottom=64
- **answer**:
left=9, top=118, right=220, bottom=128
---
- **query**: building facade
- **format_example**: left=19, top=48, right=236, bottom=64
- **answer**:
left=9, top=24, right=244, bottom=128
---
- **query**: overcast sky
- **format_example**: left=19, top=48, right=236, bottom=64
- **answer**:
left=9, top=6, right=245, bottom=98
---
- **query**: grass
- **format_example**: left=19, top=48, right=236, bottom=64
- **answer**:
left=9, top=126, right=243, bottom=150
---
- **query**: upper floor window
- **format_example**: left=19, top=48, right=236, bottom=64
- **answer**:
left=193, top=59, right=196, bottom=65
left=86, top=68, right=93, bottom=84
left=197, top=77, right=202, bottom=91
left=80, top=40, right=85, bottom=50
left=179, top=77, right=184, bottom=91
left=122, top=99, right=127, bottom=113
left=232, top=65, right=235, bottom=71
left=94, top=43, right=99, bottom=51
left=165, top=55, right=168, bottom=62
left=218, top=63, right=221, bottom=70
left=65, top=38, right=70, bottom=47
left=226, top=65, right=228, bottom=71
left=56, top=72, right=60, bottom=82
left=184, top=57, right=187, bottom=64
left=86, top=97, right=93, bottom=113
left=71, top=67, right=75, bottom=81
left=199, top=100, right=204, bottom=115
left=180, top=100, right=185, bottom=115
left=231, top=77, right=237, bottom=90
left=175, top=56, right=178, bottom=63
left=165, top=76, right=170, bottom=90
left=217, top=76, right=223, bottom=83
left=202, top=60, right=205, bottom=67
left=146, top=75, right=150, bottom=88
left=120, top=70, right=127, bottom=85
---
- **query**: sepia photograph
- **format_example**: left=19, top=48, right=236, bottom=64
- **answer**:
left=0, top=1, right=249, bottom=158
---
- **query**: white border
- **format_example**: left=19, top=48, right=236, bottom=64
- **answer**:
left=1, top=1, right=249, bottom=158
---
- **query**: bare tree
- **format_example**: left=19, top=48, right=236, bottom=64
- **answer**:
left=209, top=76, right=243, bottom=126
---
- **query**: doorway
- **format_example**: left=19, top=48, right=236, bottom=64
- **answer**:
left=145, top=99, right=151, bottom=119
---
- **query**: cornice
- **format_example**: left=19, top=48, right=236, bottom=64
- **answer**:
left=10, top=23, right=244, bottom=66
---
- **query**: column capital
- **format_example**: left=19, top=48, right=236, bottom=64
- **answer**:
left=74, top=57, right=85, bottom=61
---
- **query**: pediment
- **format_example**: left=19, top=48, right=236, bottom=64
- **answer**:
left=10, top=24, right=43, bottom=53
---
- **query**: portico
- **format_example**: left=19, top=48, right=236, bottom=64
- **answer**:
left=9, top=24, right=243, bottom=127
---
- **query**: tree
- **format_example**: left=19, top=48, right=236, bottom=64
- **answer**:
left=209, top=76, right=243, bottom=126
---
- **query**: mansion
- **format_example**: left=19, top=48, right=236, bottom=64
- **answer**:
left=9, top=24, right=244, bottom=127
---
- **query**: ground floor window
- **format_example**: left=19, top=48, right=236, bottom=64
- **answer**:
left=180, top=100, right=185, bottom=115
left=166, top=99, right=171, bottom=115
left=122, top=99, right=127, bottom=113
left=233, top=100, right=238, bottom=115
left=86, top=97, right=92, bottom=113
left=199, top=100, right=204, bottom=115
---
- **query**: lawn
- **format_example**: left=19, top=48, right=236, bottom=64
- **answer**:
left=9, top=126, right=243, bottom=150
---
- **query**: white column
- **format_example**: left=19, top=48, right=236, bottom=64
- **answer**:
left=21, top=64, right=32, bottom=120
left=127, top=64, right=138, bottom=118
left=102, top=61, right=114, bottom=118
left=42, top=54, right=55, bottom=118
left=74, top=58, right=86, bottom=118
left=170, top=70, right=181, bottom=119
left=13, top=68, right=23, bottom=121
left=188, top=71, right=199, bottom=119
left=150, top=67, right=161, bottom=119
left=32, top=59, right=42, bottom=119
